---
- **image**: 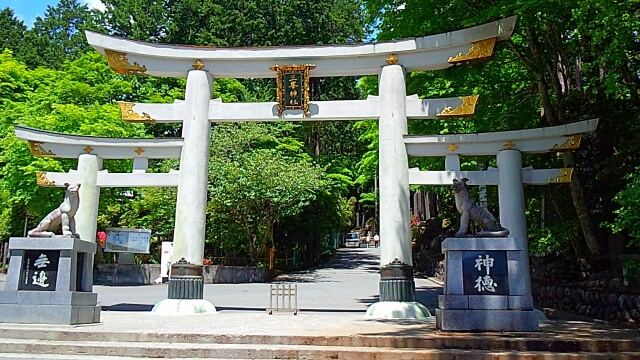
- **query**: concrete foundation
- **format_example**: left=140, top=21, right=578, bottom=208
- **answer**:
left=435, top=308, right=539, bottom=331
left=0, top=237, right=100, bottom=325
left=152, top=299, right=216, bottom=314
left=365, top=301, right=431, bottom=319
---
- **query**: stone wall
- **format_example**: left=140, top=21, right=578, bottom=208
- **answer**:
left=202, top=265, right=275, bottom=284
left=94, top=264, right=275, bottom=285
left=94, top=264, right=161, bottom=285
left=531, top=256, right=640, bottom=323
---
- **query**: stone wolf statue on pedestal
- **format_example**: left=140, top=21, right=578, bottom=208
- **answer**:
left=452, top=178, right=509, bottom=238
left=28, top=183, right=81, bottom=238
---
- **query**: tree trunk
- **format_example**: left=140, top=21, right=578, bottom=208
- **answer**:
left=241, top=215, right=256, bottom=266
left=561, top=152, right=601, bottom=258
left=525, top=25, right=601, bottom=260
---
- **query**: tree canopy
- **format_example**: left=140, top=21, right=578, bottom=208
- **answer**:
left=0, top=0, right=639, bottom=271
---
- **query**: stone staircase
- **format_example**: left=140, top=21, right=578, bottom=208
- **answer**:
left=0, top=328, right=639, bottom=359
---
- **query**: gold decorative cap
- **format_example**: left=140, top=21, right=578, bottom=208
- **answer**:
left=386, top=54, right=399, bottom=65
left=193, top=59, right=205, bottom=70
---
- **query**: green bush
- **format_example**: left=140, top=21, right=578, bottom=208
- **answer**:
left=611, top=168, right=640, bottom=247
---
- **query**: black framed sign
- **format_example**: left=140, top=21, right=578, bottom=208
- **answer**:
left=461, top=251, right=509, bottom=295
left=19, top=250, right=60, bottom=291
left=270, top=64, right=316, bottom=117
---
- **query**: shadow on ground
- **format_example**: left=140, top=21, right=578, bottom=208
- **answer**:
left=321, top=249, right=380, bottom=272
left=102, top=303, right=154, bottom=312
left=101, top=303, right=365, bottom=313
left=272, top=249, right=380, bottom=283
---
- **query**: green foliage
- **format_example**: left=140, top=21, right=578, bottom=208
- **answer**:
left=0, top=1, right=364, bottom=267
left=101, top=0, right=365, bottom=46
left=0, top=50, right=146, bottom=236
left=0, top=8, right=26, bottom=55
left=7, top=0, right=638, bottom=271
left=364, top=0, right=640, bottom=263
left=207, top=122, right=329, bottom=264
left=623, top=258, right=640, bottom=286
left=610, top=169, right=640, bottom=248
left=17, top=0, right=100, bottom=69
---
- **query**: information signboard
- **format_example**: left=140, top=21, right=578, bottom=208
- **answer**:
left=105, top=228, right=151, bottom=253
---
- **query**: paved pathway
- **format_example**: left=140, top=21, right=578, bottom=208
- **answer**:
left=93, top=247, right=442, bottom=313
left=1, top=247, right=640, bottom=351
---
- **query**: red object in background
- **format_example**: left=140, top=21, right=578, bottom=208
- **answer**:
left=97, top=231, right=107, bottom=247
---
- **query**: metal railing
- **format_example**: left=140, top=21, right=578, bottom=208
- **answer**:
left=268, top=284, right=298, bottom=315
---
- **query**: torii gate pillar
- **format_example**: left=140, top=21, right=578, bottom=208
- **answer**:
left=497, top=149, right=532, bottom=296
left=74, top=154, right=101, bottom=291
left=153, top=69, right=216, bottom=314
left=365, top=64, right=430, bottom=319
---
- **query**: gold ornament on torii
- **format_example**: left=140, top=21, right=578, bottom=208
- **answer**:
left=118, top=102, right=156, bottom=123
left=437, top=95, right=479, bottom=118
left=104, top=50, right=148, bottom=75
left=448, top=37, right=497, bottom=64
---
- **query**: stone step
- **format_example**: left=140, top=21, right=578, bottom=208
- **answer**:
left=0, top=338, right=638, bottom=360
left=0, top=328, right=638, bottom=353
left=0, top=355, right=248, bottom=360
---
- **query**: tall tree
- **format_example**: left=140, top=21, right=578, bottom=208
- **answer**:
left=364, top=0, right=640, bottom=262
left=0, top=50, right=146, bottom=239
left=99, top=0, right=367, bottom=157
left=19, top=0, right=98, bottom=69
left=0, top=8, right=26, bottom=55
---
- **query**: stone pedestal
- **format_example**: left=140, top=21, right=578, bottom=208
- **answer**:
left=436, top=237, right=538, bottom=331
left=365, top=259, right=431, bottom=319
left=152, top=258, right=216, bottom=314
left=0, top=237, right=101, bottom=325
left=379, top=259, right=415, bottom=302
left=168, top=258, right=204, bottom=300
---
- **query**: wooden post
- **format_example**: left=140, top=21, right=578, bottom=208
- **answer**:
left=1, top=242, right=7, bottom=273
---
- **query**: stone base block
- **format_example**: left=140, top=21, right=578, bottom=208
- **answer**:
left=151, top=299, right=217, bottom=314
left=0, top=291, right=97, bottom=306
left=0, top=290, right=100, bottom=325
left=436, top=308, right=538, bottom=332
left=438, top=295, right=468, bottom=309
left=365, top=301, right=431, bottom=319
left=0, top=304, right=100, bottom=325
left=438, top=295, right=533, bottom=310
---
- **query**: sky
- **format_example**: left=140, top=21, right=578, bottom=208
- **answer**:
left=2, top=0, right=105, bottom=28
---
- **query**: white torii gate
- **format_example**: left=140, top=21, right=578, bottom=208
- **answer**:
left=54, top=15, right=516, bottom=318
left=16, top=125, right=182, bottom=234
left=404, top=119, right=598, bottom=330
left=14, top=126, right=183, bottom=291
left=405, top=118, right=598, bottom=242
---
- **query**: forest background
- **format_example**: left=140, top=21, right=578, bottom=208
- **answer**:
left=0, top=0, right=638, bottom=275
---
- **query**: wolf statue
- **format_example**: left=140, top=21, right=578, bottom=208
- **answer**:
left=28, top=183, right=81, bottom=238
left=452, top=178, right=509, bottom=238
